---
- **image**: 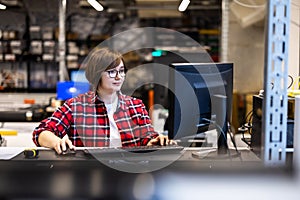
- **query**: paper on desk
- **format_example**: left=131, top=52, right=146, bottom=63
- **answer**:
left=0, top=147, right=24, bottom=160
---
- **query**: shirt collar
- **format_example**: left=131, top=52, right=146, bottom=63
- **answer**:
left=89, top=91, right=100, bottom=104
left=118, top=92, right=129, bottom=111
left=91, top=90, right=128, bottom=111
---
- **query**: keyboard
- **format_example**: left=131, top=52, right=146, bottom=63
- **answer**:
left=84, top=145, right=184, bottom=157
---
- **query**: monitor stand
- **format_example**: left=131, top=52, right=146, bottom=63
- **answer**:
left=192, top=95, right=240, bottom=159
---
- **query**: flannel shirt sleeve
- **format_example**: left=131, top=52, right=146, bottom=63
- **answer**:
left=32, top=100, right=74, bottom=146
left=134, top=99, right=159, bottom=145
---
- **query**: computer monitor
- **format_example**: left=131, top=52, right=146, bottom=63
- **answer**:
left=56, top=69, right=90, bottom=101
left=69, top=69, right=89, bottom=83
left=56, top=81, right=91, bottom=100
left=167, top=62, right=233, bottom=149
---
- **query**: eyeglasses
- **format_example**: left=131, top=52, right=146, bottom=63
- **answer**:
left=105, top=69, right=126, bottom=78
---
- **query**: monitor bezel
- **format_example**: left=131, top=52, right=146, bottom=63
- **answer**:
left=167, top=62, right=234, bottom=141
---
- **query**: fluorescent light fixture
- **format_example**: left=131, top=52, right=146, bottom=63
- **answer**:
left=0, top=3, right=7, bottom=10
left=178, top=0, right=190, bottom=12
left=87, top=0, right=104, bottom=11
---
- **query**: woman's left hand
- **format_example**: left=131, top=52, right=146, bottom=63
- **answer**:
left=147, top=134, right=176, bottom=146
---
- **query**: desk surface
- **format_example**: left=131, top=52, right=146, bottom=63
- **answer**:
left=6, top=147, right=261, bottom=163
left=0, top=147, right=278, bottom=172
left=0, top=147, right=294, bottom=199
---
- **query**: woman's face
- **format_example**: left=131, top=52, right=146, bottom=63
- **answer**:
left=98, top=61, right=125, bottom=94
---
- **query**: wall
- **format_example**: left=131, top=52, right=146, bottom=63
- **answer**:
left=289, top=0, right=300, bottom=80
left=228, top=0, right=300, bottom=94
left=228, top=6, right=265, bottom=94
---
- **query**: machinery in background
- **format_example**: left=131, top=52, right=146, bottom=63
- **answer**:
left=240, top=95, right=294, bottom=158
left=0, top=102, right=46, bottom=123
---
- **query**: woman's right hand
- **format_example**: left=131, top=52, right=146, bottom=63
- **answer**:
left=53, top=134, right=75, bottom=154
left=38, top=131, right=75, bottom=154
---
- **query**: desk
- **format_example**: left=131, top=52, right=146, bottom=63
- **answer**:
left=2, top=147, right=264, bottom=171
left=1, top=147, right=293, bottom=199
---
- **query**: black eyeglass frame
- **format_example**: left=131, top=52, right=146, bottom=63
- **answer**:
left=105, top=69, right=126, bottom=78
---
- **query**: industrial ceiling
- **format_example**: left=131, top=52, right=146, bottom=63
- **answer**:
left=0, top=0, right=221, bottom=38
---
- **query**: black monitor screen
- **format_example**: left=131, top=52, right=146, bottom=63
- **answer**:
left=167, top=62, right=233, bottom=141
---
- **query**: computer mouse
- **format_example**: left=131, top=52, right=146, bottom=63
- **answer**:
left=61, top=148, right=76, bottom=156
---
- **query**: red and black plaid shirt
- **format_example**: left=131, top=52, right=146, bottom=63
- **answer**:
left=32, top=91, right=158, bottom=147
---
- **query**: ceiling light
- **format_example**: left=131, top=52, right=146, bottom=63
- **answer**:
left=0, top=3, right=7, bottom=10
left=178, top=0, right=190, bottom=12
left=87, top=0, right=104, bottom=11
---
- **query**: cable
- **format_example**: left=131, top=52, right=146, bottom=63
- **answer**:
left=239, top=109, right=253, bottom=147
left=290, top=76, right=296, bottom=90
left=241, top=131, right=250, bottom=146
left=202, top=118, right=231, bottom=161
left=288, top=75, right=294, bottom=89
left=233, top=0, right=266, bottom=9
left=227, top=122, right=240, bottom=152
left=248, top=112, right=253, bottom=125
left=244, top=110, right=253, bottom=124
left=228, top=122, right=243, bottom=162
left=202, top=118, right=242, bottom=161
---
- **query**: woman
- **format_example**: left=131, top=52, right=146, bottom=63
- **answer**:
left=32, top=47, right=171, bottom=154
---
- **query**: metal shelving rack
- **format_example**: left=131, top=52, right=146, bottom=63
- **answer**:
left=262, top=0, right=291, bottom=167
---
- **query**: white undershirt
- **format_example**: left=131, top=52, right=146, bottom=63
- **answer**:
left=105, top=99, right=122, bottom=147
